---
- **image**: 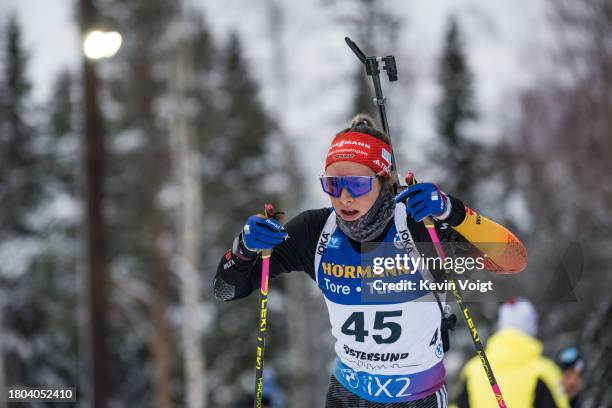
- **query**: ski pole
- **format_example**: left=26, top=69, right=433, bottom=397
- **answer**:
left=254, top=203, right=279, bottom=408
left=408, top=176, right=508, bottom=407
left=345, top=37, right=508, bottom=407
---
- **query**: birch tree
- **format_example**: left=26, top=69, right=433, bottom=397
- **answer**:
left=169, top=25, right=206, bottom=408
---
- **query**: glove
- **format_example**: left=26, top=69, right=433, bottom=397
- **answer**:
left=241, top=215, right=288, bottom=252
left=395, top=182, right=449, bottom=222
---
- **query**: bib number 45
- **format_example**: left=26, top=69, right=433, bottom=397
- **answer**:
left=341, top=311, right=402, bottom=344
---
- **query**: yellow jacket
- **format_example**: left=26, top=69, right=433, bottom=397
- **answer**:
left=458, top=329, right=569, bottom=408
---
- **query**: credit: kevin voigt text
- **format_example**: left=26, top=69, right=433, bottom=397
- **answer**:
left=368, top=279, right=494, bottom=294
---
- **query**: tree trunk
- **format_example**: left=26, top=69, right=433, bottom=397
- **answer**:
left=171, top=38, right=206, bottom=408
left=150, top=291, right=174, bottom=408
left=140, top=166, right=174, bottom=408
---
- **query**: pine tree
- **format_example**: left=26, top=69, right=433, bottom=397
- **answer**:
left=0, top=16, right=41, bottom=388
left=0, top=17, right=82, bottom=397
left=40, top=68, right=80, bottom=381
left=434, top=17, right=479, bottom=202
left=0, top=16, right=39, bottom=235
left=199, top=32, right=277, bottom=237
left=46, top=70, right=79, bottom=192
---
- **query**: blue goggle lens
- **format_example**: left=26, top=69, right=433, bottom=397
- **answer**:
left=320, top=175, right=375, bottom=198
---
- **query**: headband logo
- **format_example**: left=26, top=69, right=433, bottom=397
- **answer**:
left=334, top=154, right=355, bottom=159
left=381, top=148, right=392, bottom=165
left=334, top=139, right=371, bottom=149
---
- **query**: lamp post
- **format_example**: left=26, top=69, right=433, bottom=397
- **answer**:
left=83, top=30, right=122, bottom=60
left=79, top=1, right=121, bottom=407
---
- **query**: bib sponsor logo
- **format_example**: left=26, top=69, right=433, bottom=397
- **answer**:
left=317, top=232, right=330, bottom=255
left=344, top=345, right=409, bottom=362
left=396, top=229, right=416, bottom=256
left=393, top=234, right=404, bottom=249
left=328, top=236, right=342, bottom=249
left=322, top=262, right=412, bottom=279
left=322, top=262, right=368, bottom=278
left=341, top=368, right=360, bottom=388
left=340, top=366, right=413, bottom=399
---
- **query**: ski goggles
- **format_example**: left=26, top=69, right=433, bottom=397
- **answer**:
left=319, top=173, right=382, bottom=198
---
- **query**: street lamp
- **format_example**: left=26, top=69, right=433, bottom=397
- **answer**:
left=79, top=3, right=122, bottom=407
left=83, top=30, right=122, bottom=59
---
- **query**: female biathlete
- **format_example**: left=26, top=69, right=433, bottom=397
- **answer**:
left=214, top=115, right=527, bottom=407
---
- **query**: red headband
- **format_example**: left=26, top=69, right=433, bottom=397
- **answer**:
left=325, top=132, right=393, bottom=175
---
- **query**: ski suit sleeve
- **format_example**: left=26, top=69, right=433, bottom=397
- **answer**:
left=439, top=195, right=528, bottom=274
left=213, top=208, right=330, bottom=301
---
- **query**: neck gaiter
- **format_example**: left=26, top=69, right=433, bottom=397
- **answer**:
left=336, top=185, right=395, bottom=242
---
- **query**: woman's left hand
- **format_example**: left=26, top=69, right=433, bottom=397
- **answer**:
left=395, top=182, right=448, bottom=222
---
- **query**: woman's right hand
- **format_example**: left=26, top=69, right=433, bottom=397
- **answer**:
left=241, top=214, right=288, bottom=252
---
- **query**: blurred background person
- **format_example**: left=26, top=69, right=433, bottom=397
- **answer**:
left=556, top=347, right=586, bottom=408
left=453, top=298, right=569, bottom=408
